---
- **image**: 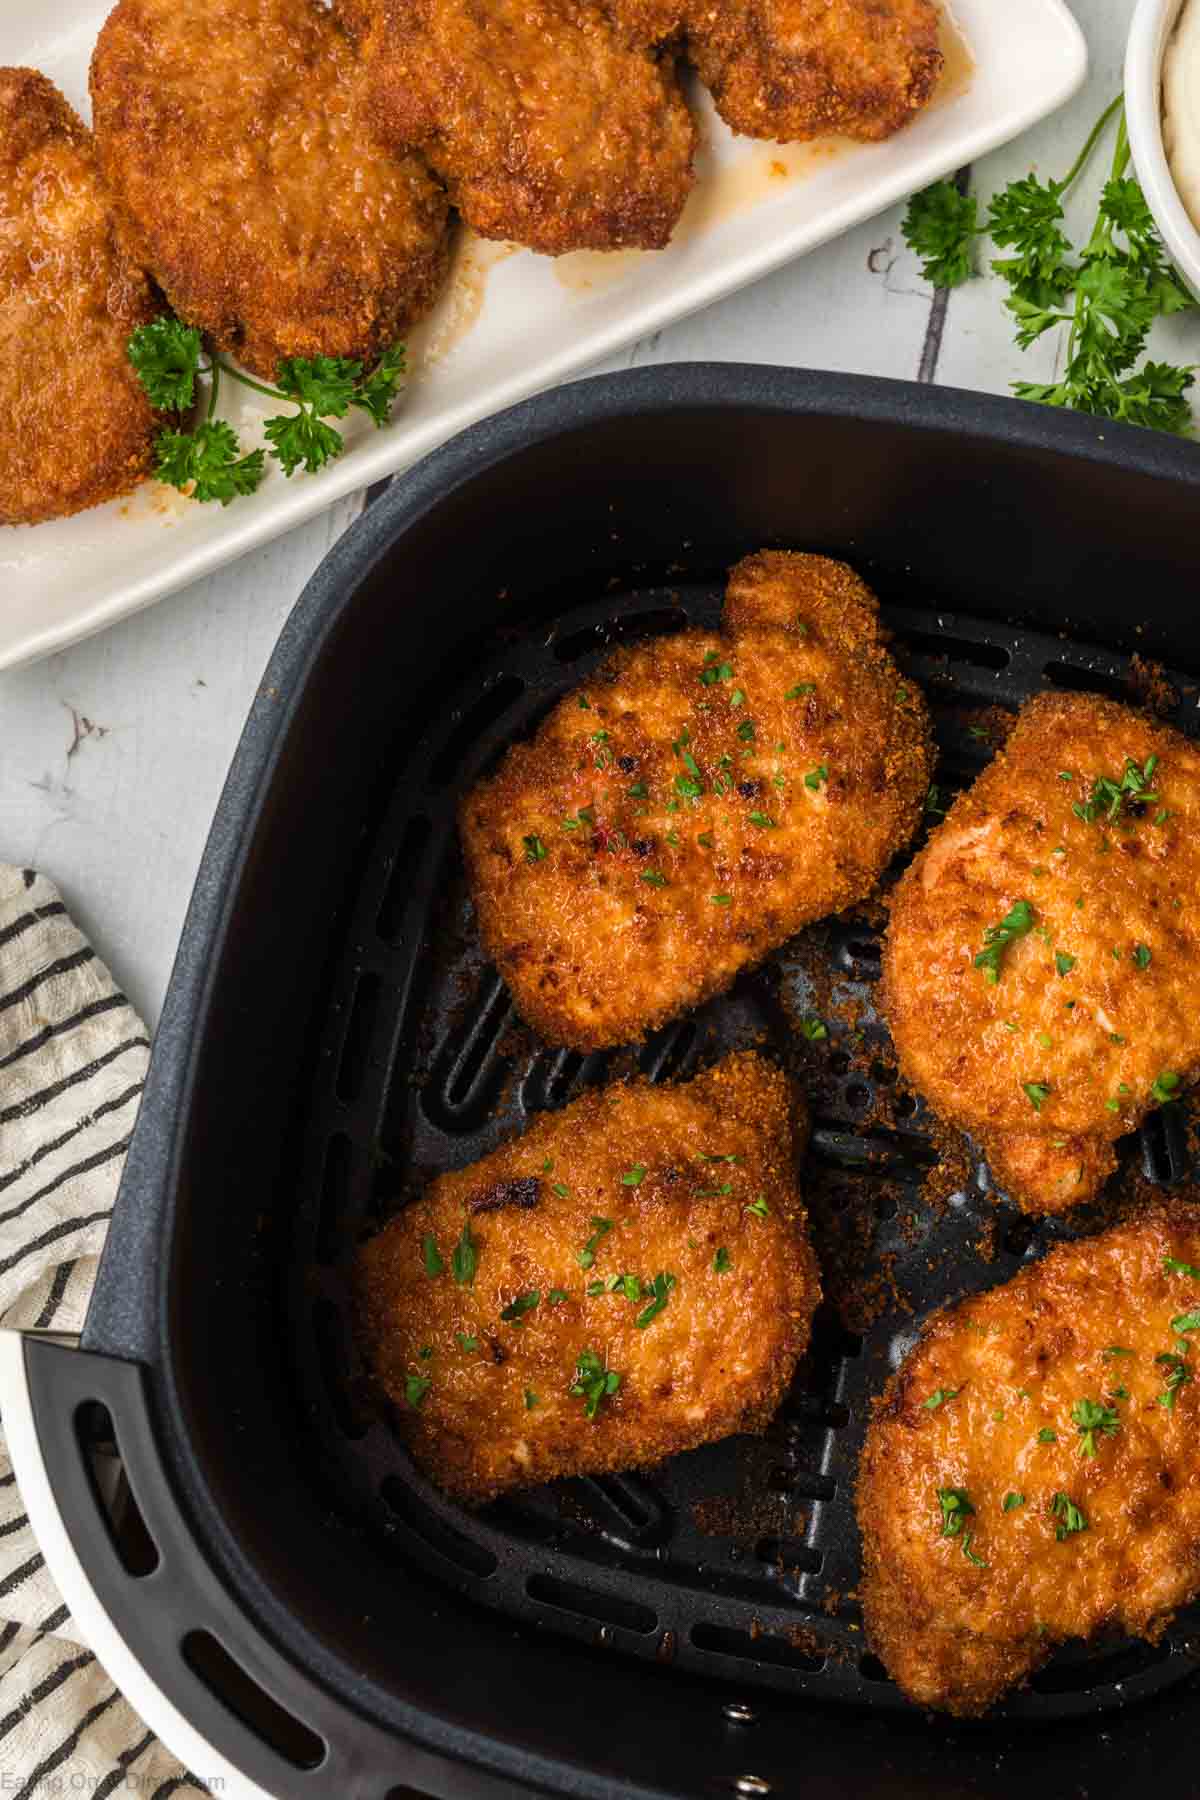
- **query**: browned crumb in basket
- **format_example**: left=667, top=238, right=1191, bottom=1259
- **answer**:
left=1129, top=652, right=1179, bottom=717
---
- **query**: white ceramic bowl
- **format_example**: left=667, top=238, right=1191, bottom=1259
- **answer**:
left=1126, top=0, right=1200, bottom=298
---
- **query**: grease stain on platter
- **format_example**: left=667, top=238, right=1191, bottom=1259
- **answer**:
left=412, top=233, right=520, bottom=366
left=929, top=6, right=975, bottom=110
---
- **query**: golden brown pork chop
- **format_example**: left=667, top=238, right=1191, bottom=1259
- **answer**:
left=90, top=0, right=450, bottom=380
left=460, top=551, right=933, bottom=1050
left=883, top=692, right=1200, bottom=1213
left=344, top=0, right=696, bottom=254
left=859, top=1203, right=1200, bottom=1714
left=354, top=1052, right=819, bottom=1503
left=0, top=68, right=159, bottom=526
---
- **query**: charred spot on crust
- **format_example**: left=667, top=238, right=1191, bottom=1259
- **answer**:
left=470, top=1176, right=540, bottom=1214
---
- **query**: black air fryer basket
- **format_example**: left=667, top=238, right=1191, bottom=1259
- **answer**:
left=9, top=366, right=1200, bottom=1800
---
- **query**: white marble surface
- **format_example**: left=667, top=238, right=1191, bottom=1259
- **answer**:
left=0, top=0, right=1177, bottom=1026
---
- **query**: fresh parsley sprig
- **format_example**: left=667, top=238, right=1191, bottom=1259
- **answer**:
left=902, top=100, right=1196, bottom=433
left=127, top=315, right=408, bottom=505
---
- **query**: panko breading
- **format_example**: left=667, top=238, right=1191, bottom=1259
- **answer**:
left=0, top=69, right=159, bottom=527
left=610, top=0, right=942, bottom=143
left=346, top=0, right=695, bottom=254
left=882, top=692, right=1200, bottom=1214
left=354, top=1053, right=819, bottom=1504
left=859, top=1203, right=1200, bottom=1716
left=460, top=552, right=933, bottom=1051
left=90, top=0, right=450, bottom=381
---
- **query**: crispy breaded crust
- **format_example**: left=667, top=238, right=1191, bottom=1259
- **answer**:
left=90, top=0, right=450, bottom=380
left=858, top=1201, right=1200, bottom=1715
left=882, top=691, right=1200, bottom=1213
left=354, top=1052, right=819, bottom=1503
left=0, top=68, right=159, bottom=527
left=347, top=0, right=695, bottom=254
left=460, top=552, right=934, bottom=1051
left=609, top=0, right=942, bottom=143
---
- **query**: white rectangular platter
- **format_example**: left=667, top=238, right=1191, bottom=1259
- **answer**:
left=0, top=0, right=1086, bottom=671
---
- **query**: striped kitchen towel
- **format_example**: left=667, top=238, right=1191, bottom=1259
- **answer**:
left=0, top=864, right=205, bottom=1798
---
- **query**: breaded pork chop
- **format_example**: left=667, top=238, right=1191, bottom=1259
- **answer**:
left=460, top=552, right=933, bottom=1051
left=882, top=692, right=1200, bottom=1214
left=0, top=69, right=159, bottom=526
left=90, top=0, right=449, bottom=381
left=609, top=0, right=942, bottom=143
left=354, top=1052, right=818, bottom=1503
left=347, top=0, right=695, bottom=254
left=859, top=1203, right=1200, bottom=1716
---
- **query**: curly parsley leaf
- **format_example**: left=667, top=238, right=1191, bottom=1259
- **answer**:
left=129, top=316, right=205, bottom=411
left=262, top=408, right=345, bottom=478
left=902, top=182, right=978, bottom=288
left=153, top=422, right=265, bottom=505
left=353, top=345, right=408, bottom=425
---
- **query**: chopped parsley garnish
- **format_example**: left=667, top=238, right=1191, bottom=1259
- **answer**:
left=1022, top=1082, right=1051, bottom=1112
left=422, top=1234, right=445, bottom=1278
left=745, top=1196, right=770, bottom=1220
left=456, top=1333, right=478, bottom=1352
left=786, top=682, right=816, bottom=700
left=714, top=1247, right=732, bottom=1273
left=675, top=773, right=704, bottom=801
left=451, top=1221, right=477, bottom=1286
left=1051, top=1492, right=1088, bottom=1541
left=524, top=1389, right=538, bottom=1410
left=627, top=781, right=648, bottom=799
left=418, top=1345, right=433, bottom=1359
left=547, top=1289, right=569, bottom=1305
left=974, top=900, right=1035, bottom=983
left=622, top=1164, right=647, bottom=1187
left=1074, top=755, right=1160, bottom=825
left=1072, top=1397, right=1119, bottom=1457
left=798, top=1016, right=827, bottom=1042
left=700, top=1151, right=741, bottom=1162
left=634, top=1271, right=676, bottom=1329
left=1165, top=1257, right=1200, bottom=1279
left=523, top=834, right=547, bottom=863
left=923, top=1388, right=960, bottom=1410
left=570, top=1348, right=621, bottom=1418
left=699, top=655, right=734, bottom=687
left=711, top=894, right=733, bottom=906
left=577, top=1217, right=613, bottom=1270
left=1037, top=1428, right=1058, bottom=1444
left=1151, top=1071, right=1181, bottom=1104
left=1055, top=952, right=1076, bottom=977
left=936, top=1486, right=974, bottom=1538
left=1002, top=1492, right=1026, bottom=1512
left=1103, top=1345, right=1133, bottom=1357
left=405, top=1373, right=431, bottom=1409
left=500, top=1290, right=540, bottom=1324
left=925, top=785, right=946, bottom=817
left=696, top=1183, right=733, bottom=1198
left=1171, top=1309, right=1200, bottom=1334
left=1133, top=943, right=1152, bottom=968
left=962, top=1535, right=988, bottom=1567
left=1156, top=1352, right=1193, bottom=1409
left=748, top=811, right=777, bottom=829
left=730, top=688, right=746, bottom=708
left=640, top=870, right=669, bottom=888
left=552, top=1182, right=570, bottom=1199
left=803, top=765, right=829, bottom=791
